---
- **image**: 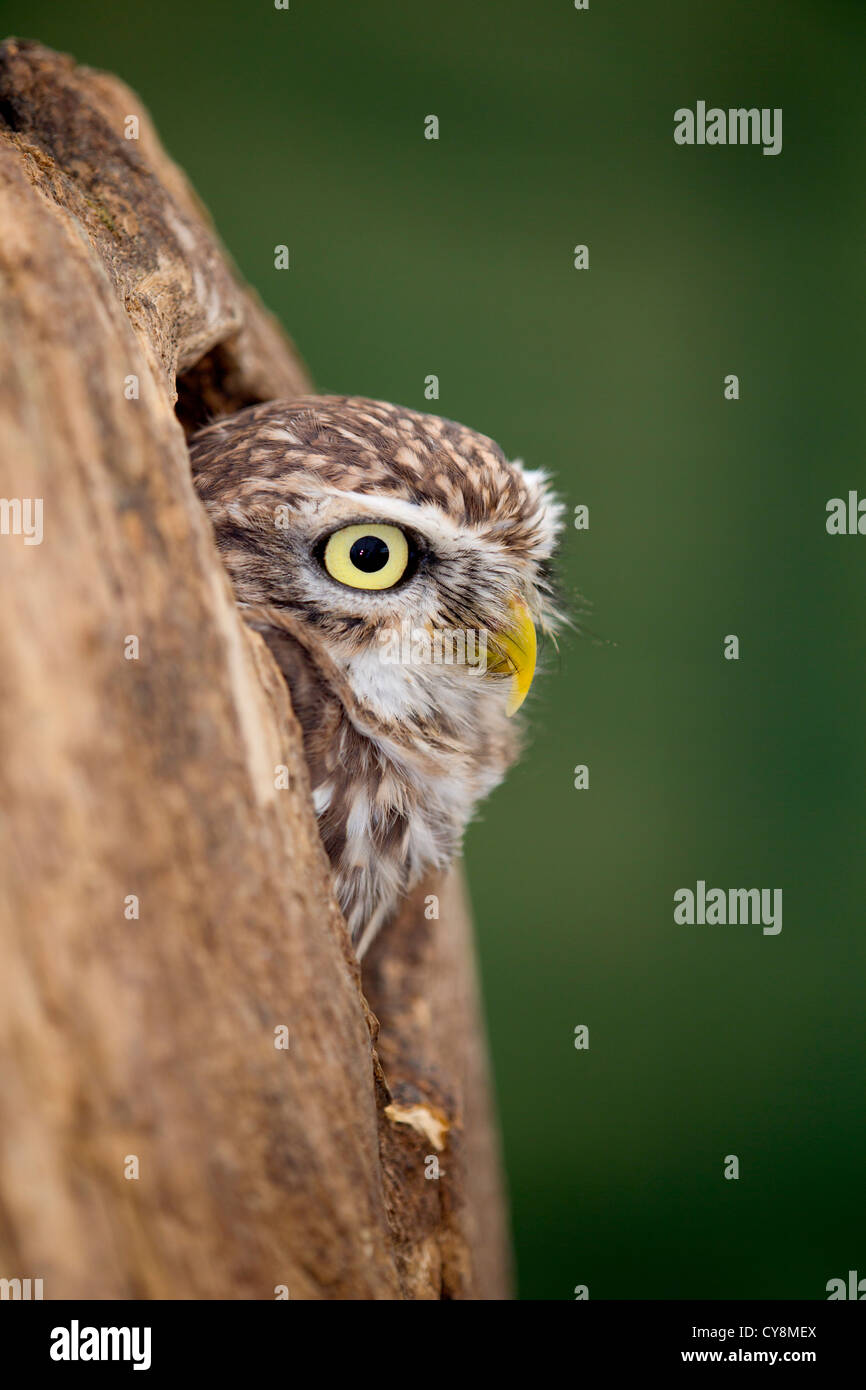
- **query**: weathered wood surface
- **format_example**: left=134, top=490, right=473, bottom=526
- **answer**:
left=0, top=38, right=509, bottom=1299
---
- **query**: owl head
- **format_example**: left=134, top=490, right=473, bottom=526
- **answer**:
left=191, top=395, right=564, bottom=950
left=190, top=395, right=563, bottom=742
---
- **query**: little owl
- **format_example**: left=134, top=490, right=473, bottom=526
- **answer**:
left=190, top=396, right=562, bottom=956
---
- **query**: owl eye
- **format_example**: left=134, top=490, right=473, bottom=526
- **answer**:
left=322, top=523, right=411, bottom=591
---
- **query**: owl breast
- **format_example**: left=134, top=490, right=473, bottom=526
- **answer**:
left=248, top=601, right=517, bottom=955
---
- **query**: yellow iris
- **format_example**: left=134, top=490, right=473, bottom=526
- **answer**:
left=323, top=523, right=409, bottom=591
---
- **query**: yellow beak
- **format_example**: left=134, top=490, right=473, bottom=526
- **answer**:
left=487, top=596, right=537, bottom=717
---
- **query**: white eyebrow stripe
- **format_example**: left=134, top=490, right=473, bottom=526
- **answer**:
left=327, top=488, right=466, bottom=539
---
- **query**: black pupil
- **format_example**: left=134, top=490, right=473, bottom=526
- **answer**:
left=349, top=535, right=390, bottom=573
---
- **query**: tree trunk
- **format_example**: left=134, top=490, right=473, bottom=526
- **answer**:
left=0, top=38, right=510, bottom=1300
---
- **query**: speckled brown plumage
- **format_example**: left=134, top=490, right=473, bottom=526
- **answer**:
left=190, top=395, right=563, bottom=954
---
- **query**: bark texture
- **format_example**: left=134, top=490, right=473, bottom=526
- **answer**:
left=0, top=38, right=509, bottom=1299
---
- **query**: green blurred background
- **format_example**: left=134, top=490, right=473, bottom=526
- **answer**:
left=4, top=0, right=863, bottom=1299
